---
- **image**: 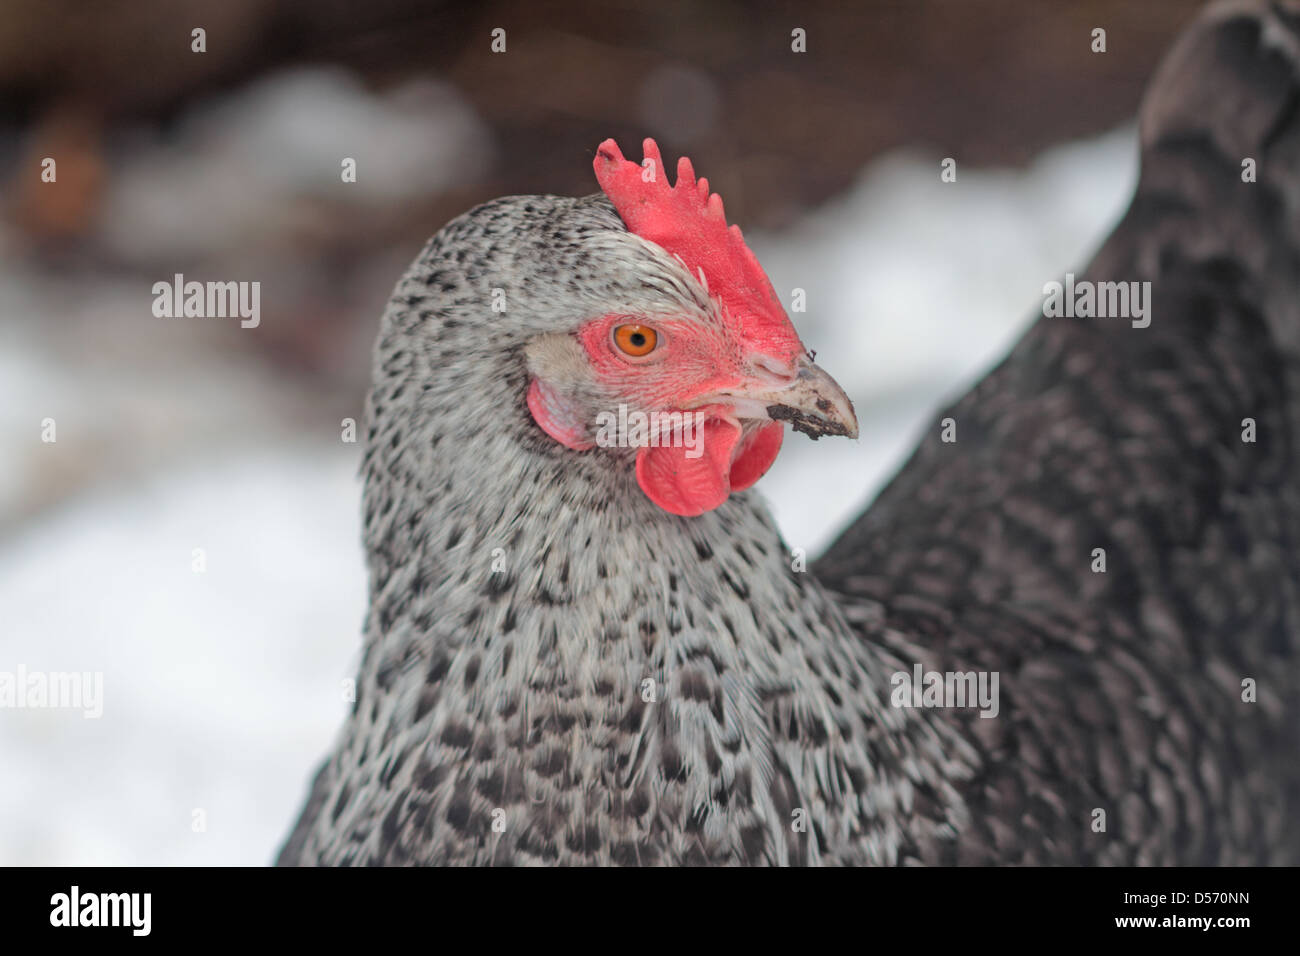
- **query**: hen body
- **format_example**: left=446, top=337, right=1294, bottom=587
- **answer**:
left=280, top=1, right=1300, bottom=865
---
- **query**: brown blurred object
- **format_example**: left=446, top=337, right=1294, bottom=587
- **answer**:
left=8, top=103, right=105, bottom=242
left=1, top=0, right=1203, bottom=228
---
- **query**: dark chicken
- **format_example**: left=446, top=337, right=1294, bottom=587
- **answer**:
left=280, top=0, right=1300, bottom=865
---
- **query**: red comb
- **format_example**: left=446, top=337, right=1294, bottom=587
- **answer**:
left=593, top=138, right=803, bottom=362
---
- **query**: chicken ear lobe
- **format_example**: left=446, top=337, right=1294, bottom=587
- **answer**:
left=527, top=379, right=595, bottom=451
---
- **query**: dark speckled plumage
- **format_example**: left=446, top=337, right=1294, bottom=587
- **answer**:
left=279, top=1, right=1300, bottom=866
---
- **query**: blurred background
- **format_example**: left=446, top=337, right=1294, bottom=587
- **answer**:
left=0, top=0, right=1202, bottom=864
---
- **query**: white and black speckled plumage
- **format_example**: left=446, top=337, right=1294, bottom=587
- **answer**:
left=279, top=0, right=1300, bottom=866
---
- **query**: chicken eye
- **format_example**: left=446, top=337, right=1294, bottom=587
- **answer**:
left=612, top=324, right=658, bottom=358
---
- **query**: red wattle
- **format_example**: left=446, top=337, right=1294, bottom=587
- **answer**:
left=729, top=421, right=784, bottom=491
left=635, top=417, right=740, bottom=517
left=635, top=418, right=784, bottom=517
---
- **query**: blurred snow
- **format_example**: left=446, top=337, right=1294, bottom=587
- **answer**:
left=0, top=125, right=1138, bottom=865
left=0, top=450, right=363, bottom=865
left=100, top=68, right=491, bottom=264
left=759, top=127, right=1138, bottom=552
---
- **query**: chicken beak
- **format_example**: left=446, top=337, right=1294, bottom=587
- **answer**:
left=759, top=358, right=859, bottom=439
left=705, top=357, right=859, bottom=440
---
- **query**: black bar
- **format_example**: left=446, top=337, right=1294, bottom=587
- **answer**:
left=1, top=866, right=1282, bottom=943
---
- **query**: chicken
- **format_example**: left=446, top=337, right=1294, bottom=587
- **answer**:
left=278, top=0, right=1300, bottom=865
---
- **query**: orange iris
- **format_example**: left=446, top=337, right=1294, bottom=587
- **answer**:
left=612, top=324, right=658, bottom=357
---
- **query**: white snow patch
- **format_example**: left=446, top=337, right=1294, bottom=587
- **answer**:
left=0, top=448, right=364, bottom=865
left=100, top=68, right=492, bottom=263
